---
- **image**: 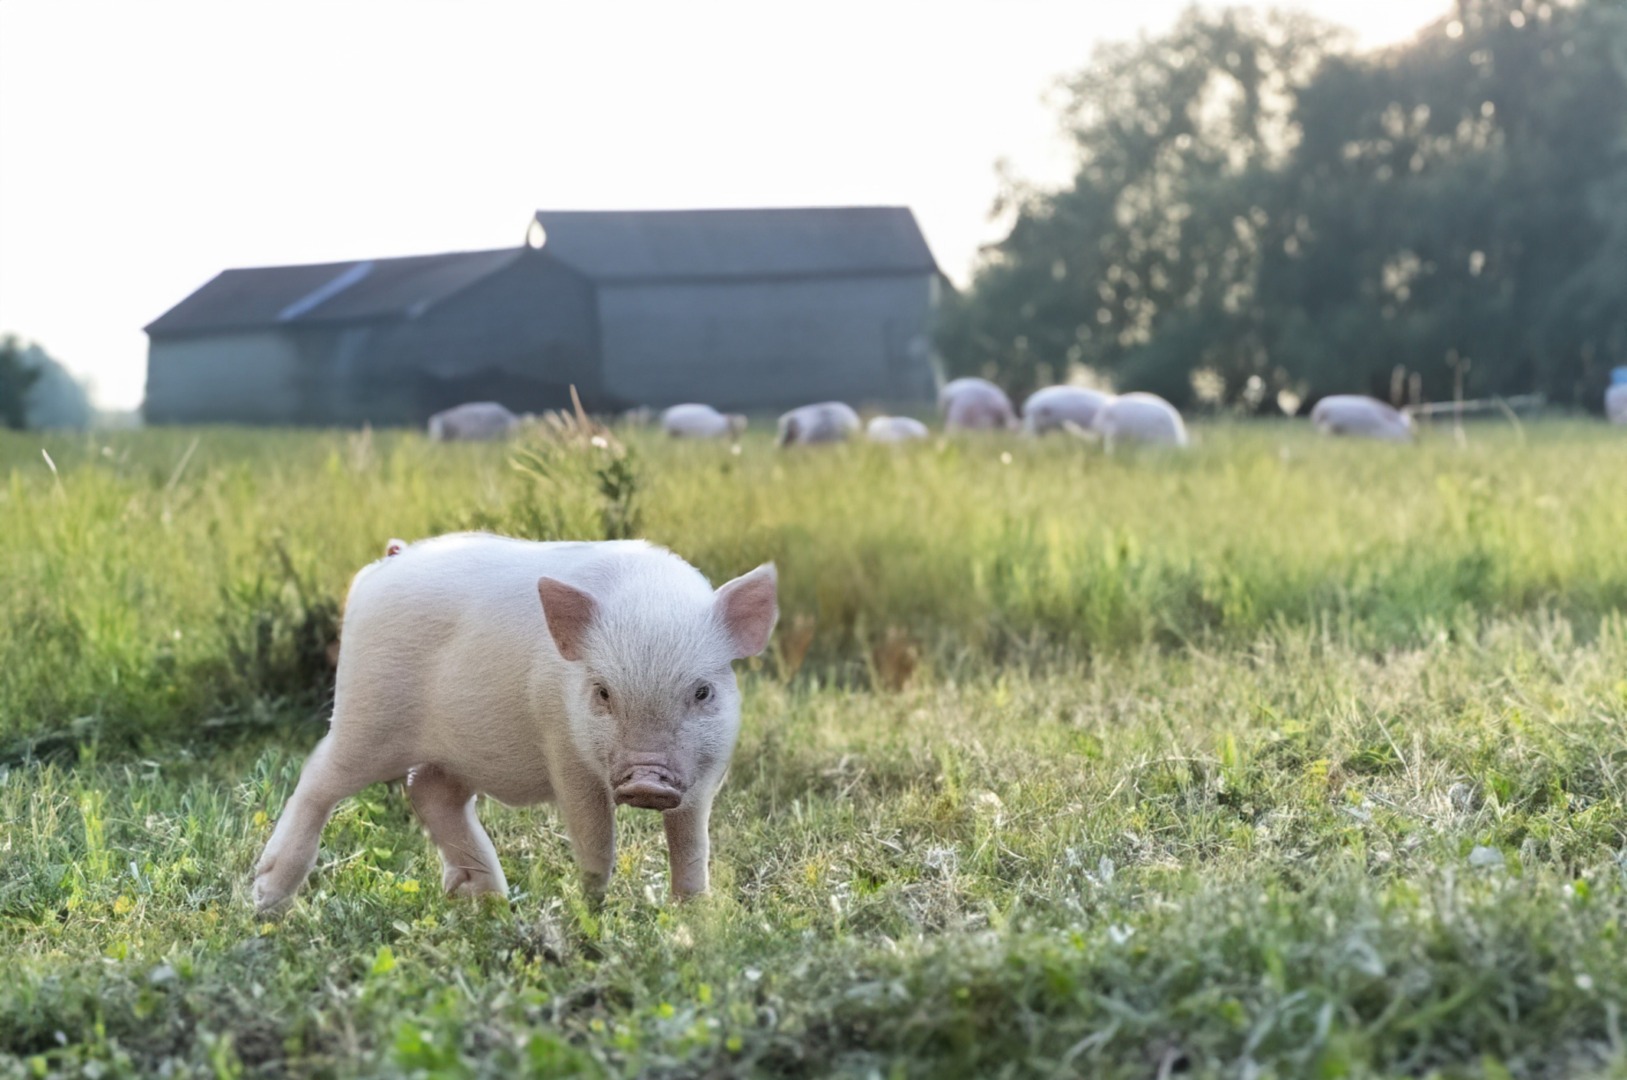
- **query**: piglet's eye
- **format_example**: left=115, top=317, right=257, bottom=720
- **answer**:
left=595, top=684, right=611, bottom=703
left=694, top=684, right=712, bottom=703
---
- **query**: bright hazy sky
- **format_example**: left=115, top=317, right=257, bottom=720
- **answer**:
left=0, top=1, right=1446, bottom=411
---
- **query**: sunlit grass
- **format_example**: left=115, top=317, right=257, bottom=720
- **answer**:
left=1, top=421, right=1624, bottom=1076
left=3, top=420, right=1623, bottom=752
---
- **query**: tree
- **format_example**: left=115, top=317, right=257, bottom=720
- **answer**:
left=942, top=1, right=1627, bottom=410
left=0, top=336, right=42, bottom=430
left=941, top=7, right=1344, bottom=405
left=1265, top=0, right=1627, bottom=405
left=0, top=335, right=94, bottom=430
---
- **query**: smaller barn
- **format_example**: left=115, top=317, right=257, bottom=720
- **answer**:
left=144, top=248, right=599, bottom=425
left=144, top=206, right=946, bottom=425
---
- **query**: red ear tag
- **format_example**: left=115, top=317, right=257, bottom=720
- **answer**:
left=385, top=539, right=406, bottom=557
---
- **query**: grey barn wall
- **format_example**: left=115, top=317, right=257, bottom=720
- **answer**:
left=144, top=332, right=302, bottom=423
left=144, top=252, right=603, bottom=426
left=360, top=252, right=602, bottom=421
left=594, top=274, right=940, bottom=411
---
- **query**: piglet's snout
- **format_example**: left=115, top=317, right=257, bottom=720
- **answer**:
left=613, top=763, right=684, bottom=811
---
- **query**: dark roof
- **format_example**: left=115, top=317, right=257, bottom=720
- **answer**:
left=531, top=206, right=939, bottom=282
left=145, top=248, right=523, bottom=335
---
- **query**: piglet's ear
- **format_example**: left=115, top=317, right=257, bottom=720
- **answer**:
left=537, top=577, right=598, bottom=662
left=713, top=563, right=779, bottom=659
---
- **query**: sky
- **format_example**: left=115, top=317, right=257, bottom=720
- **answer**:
left=0, top=1, right=1447, bottom=411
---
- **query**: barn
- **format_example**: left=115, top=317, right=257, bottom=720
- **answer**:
left=143, top=206, right=945, bottom=425
left=143, top=248, right=599, bottom=425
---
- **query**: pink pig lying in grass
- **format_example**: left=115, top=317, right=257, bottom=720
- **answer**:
left=251, top=532, right=777, bottom=914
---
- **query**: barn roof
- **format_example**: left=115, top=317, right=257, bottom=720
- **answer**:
left=530, top=206, right=939, bottom=282
left=145, top=248, right=523, bottom=335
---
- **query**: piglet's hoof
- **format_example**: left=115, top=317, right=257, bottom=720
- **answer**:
left=443, top=866, right=508, bottom=899
left=251, top=872, right=295, bottom=918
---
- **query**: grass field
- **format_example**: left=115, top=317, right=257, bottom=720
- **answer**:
left=2, top=420, right=1625, bottom=1077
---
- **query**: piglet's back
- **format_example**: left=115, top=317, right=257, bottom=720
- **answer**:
left=340, top=533, right=716, bottom=665
left=348, top=534, right=638, bottom=612
left=335, top=536, right=645, bottom=727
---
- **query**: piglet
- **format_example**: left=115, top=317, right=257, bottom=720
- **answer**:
left=251, top=532, right=777, bottom=914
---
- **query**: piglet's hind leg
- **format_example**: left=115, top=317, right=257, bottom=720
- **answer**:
left=252, top=734, right=401, bottom=915
left=406, top=764, right=508, bottom=898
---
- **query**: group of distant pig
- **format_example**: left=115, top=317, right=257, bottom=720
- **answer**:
left=665, top=379, right=1194, bottom=451
left=661, top=381, right=1414, bottom=450
left=426, top=379, right=1623, bottom=454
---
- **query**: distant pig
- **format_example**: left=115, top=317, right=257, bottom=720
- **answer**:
left=426, top=401, right=520, bottom=441
left=865, top=416, right=930, bottom=443
left=939, top=377, right=1017, bottom=431
left=1022, top=386, right=1112, bottom=436
left=1092, top=392, right=1189, bottom=449
left=661, top=403, right=748, bottom=439
left=251, top=533, right=778, bottom=914
left=1309, top=395, right=1415, bottom=442
left=776, top=402, right=860, bottom=446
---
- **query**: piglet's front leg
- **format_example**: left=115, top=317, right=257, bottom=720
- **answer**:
left=556, top=781, right=616, bottom=900
left=663, top=797, right=713, bottom=899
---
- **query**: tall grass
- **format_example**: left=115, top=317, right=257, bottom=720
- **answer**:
left=2, top=421, right=1624, bottom=751
left=1, top=421, right=1624, bottom=1076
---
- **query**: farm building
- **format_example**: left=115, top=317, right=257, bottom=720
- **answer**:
left=143, top=206, right=945, bottom=425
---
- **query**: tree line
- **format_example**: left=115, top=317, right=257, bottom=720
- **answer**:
left=0, top=336, right=94, bottom=430
left=940, top=0, right=1627, bottom=412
